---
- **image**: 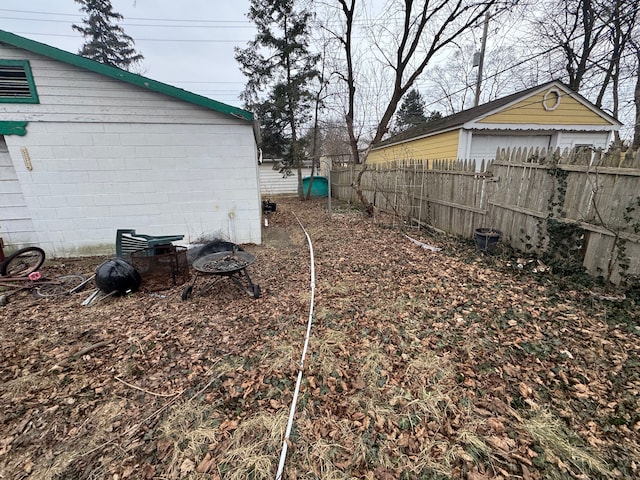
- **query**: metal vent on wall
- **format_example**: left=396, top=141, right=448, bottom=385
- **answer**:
left=0, top=65, right=31, bottom=98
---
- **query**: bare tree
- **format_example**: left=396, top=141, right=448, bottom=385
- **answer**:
left=423, top=41, right=528, bottom=115
left=632, top=38, right=640, bottom=149
left=595, top=0, right=640, bottom=145
left=425, top=43, right=478, bottom=114
left=532, top=0, right=608, bottom=92
left=305, top=40, right=332, bottom=200
left=318, top=119, right=354, bottom=161
left=533, top=0, right=639, bottom=145
left=322, top=0, right=516, bottom=213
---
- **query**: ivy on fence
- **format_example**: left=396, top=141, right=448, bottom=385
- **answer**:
left=331, top=147, right=640, bottom=284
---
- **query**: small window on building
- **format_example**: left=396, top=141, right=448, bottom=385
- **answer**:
left=0, top=60, right=39, bottom=103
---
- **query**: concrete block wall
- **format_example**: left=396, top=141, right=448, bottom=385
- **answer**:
left=5, top=122, right=261, bottom=257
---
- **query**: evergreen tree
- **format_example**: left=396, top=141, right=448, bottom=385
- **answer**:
left=72, top=0, right=143, bottom=71
left=393, top=90, right=444, bottom=135
left=235, top=0, right=319, bottom=198
left=394, top=89, right=428, bottom=133
left=425, top=110, right=443, bottom=123
left=254, top=100, right=289, bottom=160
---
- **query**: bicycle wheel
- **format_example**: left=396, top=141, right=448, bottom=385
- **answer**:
left=0, top=247, right=45, bottom=277
left=33, top=274, right=87, bottom=298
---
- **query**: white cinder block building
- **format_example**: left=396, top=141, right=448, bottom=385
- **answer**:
left=0, top=30, right=261, bottom=257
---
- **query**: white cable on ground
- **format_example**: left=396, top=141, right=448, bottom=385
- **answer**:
left=275, top=212, right=316, bottom=480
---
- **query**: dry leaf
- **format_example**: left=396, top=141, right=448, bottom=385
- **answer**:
left=1, top=196, right=637, bottom=480
left=179, top=459, right=195, bottom=475
left=519, top=382, right=533, bottom=398
left=486, top=417, right=505, bottom=433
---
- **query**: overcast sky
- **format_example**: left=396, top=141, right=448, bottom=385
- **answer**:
left=0, top=0, right=255, bottom=108
left=2, top=1, right=635, bottom=140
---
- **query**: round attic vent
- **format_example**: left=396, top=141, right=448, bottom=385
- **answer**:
left=543, top=88, right=561, bottom=111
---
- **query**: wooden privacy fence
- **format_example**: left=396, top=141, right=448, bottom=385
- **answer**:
left=331, top=148, right=640, bottom=284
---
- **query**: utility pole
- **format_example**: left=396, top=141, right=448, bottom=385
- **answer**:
left=474, top=11, right=490, bottom=107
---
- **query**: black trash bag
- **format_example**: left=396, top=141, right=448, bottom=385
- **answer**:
left=95, top=258, right=142, bottom=295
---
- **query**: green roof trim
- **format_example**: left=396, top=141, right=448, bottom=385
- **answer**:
left=0, top=30, right=253, bottom=122
left=0, top=120, right=28, bottom=136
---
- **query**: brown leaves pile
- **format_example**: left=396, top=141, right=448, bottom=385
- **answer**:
left=1, top=197, right=639, bottom=479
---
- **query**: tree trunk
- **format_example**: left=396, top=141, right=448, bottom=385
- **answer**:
left=306, top=75, right=325, bottom=201
left=337, top=0, right=375, bottom=215
left=633, top=48, right=640, bottom=149
left=297, top=161, right=303, bottom=199
left=335, top=0, right=498, bottom=217
left=353, top=163, right=373, bottom=216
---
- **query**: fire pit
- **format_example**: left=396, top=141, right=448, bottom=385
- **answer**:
left=197, top=255, right=249, bottom=273
left=181, top=249, right=260, bottom=300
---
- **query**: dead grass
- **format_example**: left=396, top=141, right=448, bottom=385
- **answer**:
left=217, top=412, right=287, bottom=480
left=1, top=197, right=638, bottom=479
left=524, top=410, right=613, bottom=478
left=0, top=371, right=55, bottom=397
left=158, top=401, right=222, bottom=477
left=261, top=343, right=299, bottom=372
left=38, top=451, right=83, bottom=480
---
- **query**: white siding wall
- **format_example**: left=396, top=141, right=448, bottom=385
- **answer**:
left=0, top=46, right=261, bottom=256
left=259, top=163, right=312, bottom=195
left=469, top=134, right=551, bottom=162
left=554, top=131, right=611, bottom=151
left=0, top=46, right=240, bottom=125
left=465, top=131, right=611, bottom=171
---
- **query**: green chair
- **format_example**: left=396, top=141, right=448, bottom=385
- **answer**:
left=116, top=229, right=184, bottom=260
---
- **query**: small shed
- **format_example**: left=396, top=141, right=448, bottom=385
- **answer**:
left=0, top=30, right=262, bottom=257
left=369, top=81, right=622, bottom=167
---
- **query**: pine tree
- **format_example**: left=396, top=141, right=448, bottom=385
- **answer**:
left=425, top=110, right=443, bottom=123
left=394, top=89, right=428, bottom=133
left=72, top=0, right=143, bottom=71
left=235, top=0, right=319, bottom=198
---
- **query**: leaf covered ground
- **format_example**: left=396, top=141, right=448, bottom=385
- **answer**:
left=1, top=196, right=639, bottom=479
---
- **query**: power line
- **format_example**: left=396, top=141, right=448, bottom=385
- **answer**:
left=0, top=8, right=251, bottom=24
left=0, top=6, right=422, bottom=28
left=1, top=15, right=254, bottom=28
left=163, top=80, right=244, bottom=84
left=10, top=31, right=248, bottom=43
left=422, top=38, right=639, bottom=112
left=0, top=8, right=78, bottom=17
left=3, top=7, right=635, bottom=130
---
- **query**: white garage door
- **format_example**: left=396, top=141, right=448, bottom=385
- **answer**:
left=470, top=134, right=551, bottom=162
